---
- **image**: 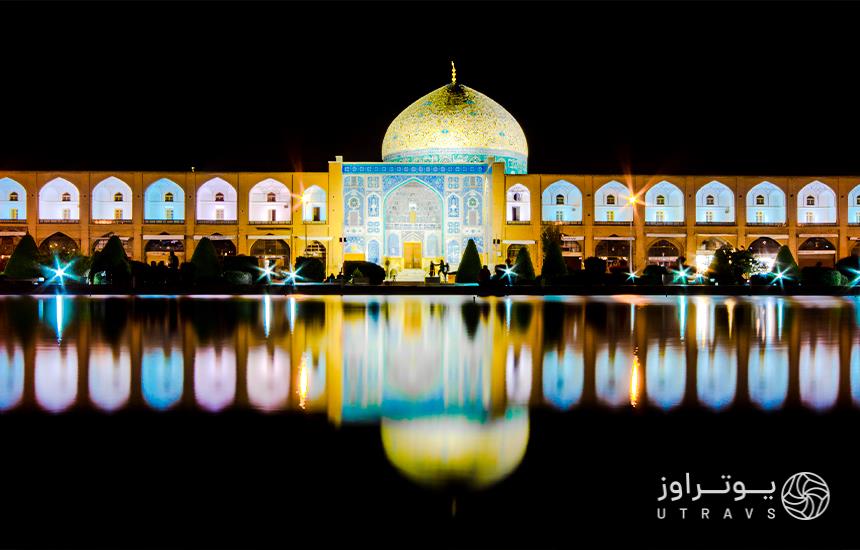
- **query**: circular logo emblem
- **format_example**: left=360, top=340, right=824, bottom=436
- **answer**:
left=781, top=472, right=830, bottom=520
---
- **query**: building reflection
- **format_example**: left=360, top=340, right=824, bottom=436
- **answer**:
left=0, top=343, right=24, bottom=411
left=695, top=297, right=736, bottom=410
left=748, top=298, right=789, bottom=410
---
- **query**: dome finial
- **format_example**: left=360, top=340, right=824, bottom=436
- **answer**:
left=451, top=60, right=456, bottom=85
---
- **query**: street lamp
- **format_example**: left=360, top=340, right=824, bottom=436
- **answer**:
left=626, top=194, right=640, bottom=276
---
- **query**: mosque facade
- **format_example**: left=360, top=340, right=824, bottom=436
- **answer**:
left=3, top=70, right=860, bottom=276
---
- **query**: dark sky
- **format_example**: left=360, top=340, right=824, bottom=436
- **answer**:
left=2, top=1, right=860, bottom=176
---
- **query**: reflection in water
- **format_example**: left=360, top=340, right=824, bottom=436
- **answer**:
left=542, top=345, right=583, bottom=410
left=3, top=295, right=860, bottom=488
left=194, top=347, right=236, bottom=412
left=89, top=346, right=132, bottom=412
left=35, top=345, right=78, bottom=413
left=381, top=408, right=529, bottom=489
left=247, top=345, right=290, bottom=412
left=142, top=347, right=184, bottom=410
left=0, top=344, right=24, bottom=411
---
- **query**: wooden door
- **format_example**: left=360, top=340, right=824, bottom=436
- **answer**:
left=404, top=242, right=422, bottom=268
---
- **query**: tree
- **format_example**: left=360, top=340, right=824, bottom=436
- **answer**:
left=455, top=239, right=481, bottom=283
left=708, top=245, right=757, bottom=285
left=3, top=234, right=41, bottom=279
left=772, top=245, right=800, bottom=281
left=189, top=237, right=221, bottom=282
left=513, top=246, right=535, bottom=282
left=540, top=226, right=567, bottom=281
left=89, top=236, right=131, bottom=285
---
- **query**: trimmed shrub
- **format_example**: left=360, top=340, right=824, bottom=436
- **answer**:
left=3, top=234, right=41, bottom=279
left=189, top=237, right=221, bottom=282
left=513, top=246, right=535, bottom=282
left=749, top=272, right=776, bottom=286
left=455, top=239, right=481, bottom=283
left=223, top=270, right=252, bottom=285
left=223, top=255, right=259, bottom=275
left=89, top=236, right=131, bottom=285
left=295, top=256, right=325, bottom=282
left=639, top=264, right=667, bottom=285
left=772, top=245, right=800, bottom=281
left=343, top=260, right=385, bottom=285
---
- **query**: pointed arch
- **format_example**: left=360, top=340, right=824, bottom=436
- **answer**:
left=849, top=183, right=860, bottom=224
left=506, top=183, right=530, bottom=222
left=542, top=180, right=582, bottom=223
left=695, top=180, right=734, bottom=223
left=38, top=232, right=79, bottom=256
left=92, top=176, right=133, bottom=221
left=39, top=177, right=80, bottom=221
left=302, top=185, right=327, bottom=222
left=746, top=181, right=786, bottom=224
left=594, top=180, right=632, bottom=222
left=249, top=178, right=291, bottom=223
left=796, top=180, right=836, bottom=224
left=0, top=177, right=27, bottom=221
left=144, top=178, right=185, bottom=222
left=197, top=177, right=237, bottom=222
left=645, top=180, right=684, bottom=223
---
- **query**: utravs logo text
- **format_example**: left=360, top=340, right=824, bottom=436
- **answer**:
left=657, top=472, right=829, bottom=521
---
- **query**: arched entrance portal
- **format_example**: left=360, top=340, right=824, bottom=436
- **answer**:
left=144, top=235, right=185, bottom=265
left=250, top=238, right=291, bottom=269
left=647, top=239, right=681, bottom=267
left=748, top=237, right=781, bottom=270
left=798, top=237, right=836, bottom=268
left=595, top=239, right=631, bottom=269
left=384, top=180, right=443, bottom=273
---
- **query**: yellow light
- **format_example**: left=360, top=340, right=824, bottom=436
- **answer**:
left=298, top=359, right=309, bottom=410
left=630, top=351, right=641, bottom=407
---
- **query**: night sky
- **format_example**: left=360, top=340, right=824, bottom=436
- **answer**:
left=2, top=1, right=859, bottom=176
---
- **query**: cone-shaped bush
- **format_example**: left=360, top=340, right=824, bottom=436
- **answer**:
left=3, top=234, right=41, bottom=279
left=89, top=236, right=132, bottom=285
left=455, top=239, right=481, bottom=283
left=189, top=237, right=221, bottom=282
left=541, top=240, right=567, bottom=281
left=772, top=245, right=800, bottom=280
left=514, top=246, right=535, bottom=282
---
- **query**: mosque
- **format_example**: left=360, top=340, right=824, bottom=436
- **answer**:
left=2, top=65, right=860, bottom=277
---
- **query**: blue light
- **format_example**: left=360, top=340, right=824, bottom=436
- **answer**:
left=43, top=256, right=77, bottom=286
left=256, top=261, right=275, bottom=284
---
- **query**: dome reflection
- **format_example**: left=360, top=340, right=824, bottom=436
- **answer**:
left=381, top=408, right=529, bottom=489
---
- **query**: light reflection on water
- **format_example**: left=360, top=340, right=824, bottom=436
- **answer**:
left=2, top=294, right=860, bottom=488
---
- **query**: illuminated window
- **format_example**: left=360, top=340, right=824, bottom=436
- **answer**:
left=656, top=195, right=666, bottom=206
left=656, top=210, right=665, bottom=222
left=165, top=208, right=174, bottom=220
left=755, top=195, right=765, bottom=206
left=606, top=210, right=615, bottom=222
left=606, top=195, right=616, bottom=205
left=61, top=192, right=71, bottom=202
left=8, top=192, right=18, bottom=202
left=215, top=208, right=224, bottom=220
left=114, top=208, right=123, bottom=220
left=62, top=208, right=71, bottom=220
left=555, top=194, right=564, bottom=205
left=269, top=208, right=277, bottom=222
left=806, top=196, right=815, bottom=206
left=266, top=192, right=277, bottom=203
left=856, top=195, right=860, bottom=206
left=312, top=206, right=321, bottom=222
left=511, top=206, right=521, bottom=221
left=755, top=211, right=763, bottom=223
left=215, top=192, right=225, bottom=202
left=164, top=192, right=174, bottom=202
left=705, top=195, right=714, bottom=205
left=556, top=210, right=563, bottom=221
left=113, top=192, right=123, bottom=202
left=705, top=210, right=713, bottom=222
left=10, top=208, right=18, bottom=220
left=805, top=211, right=814, bottom=223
